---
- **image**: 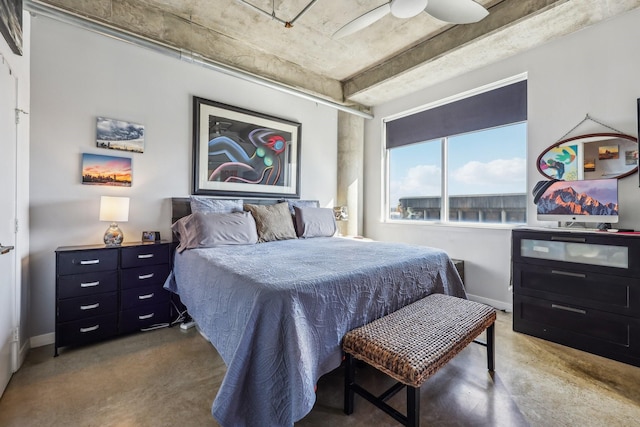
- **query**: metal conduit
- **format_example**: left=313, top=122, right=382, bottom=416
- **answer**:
left=25, top=0, right=373, bottom=120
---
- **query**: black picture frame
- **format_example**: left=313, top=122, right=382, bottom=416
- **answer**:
left=141, top=231, right=161, bottom=243
left=0, top=0, right=22, bottom=56
left=192, top=96, right=301, bottom=198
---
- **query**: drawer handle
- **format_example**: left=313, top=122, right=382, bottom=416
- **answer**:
left=138, top=293, right=154, bottom=300
left=138, top=273, right=154, bottom=280
left=551, top=270, right=586, bottom=278
left=80, top=259, right=100, bottom=265
left=550, top=236, right=586, bottom=243
left=80, top=325, right=99, bottom=333
left=138, top=254, right=154, bottom=259
left=139, top=313, right=155, bottom=320
left=80, top=303, right=100, bottom=310
left=551, top=304, right=587, bottom=315
left=80, top=281, right=100, bottom=288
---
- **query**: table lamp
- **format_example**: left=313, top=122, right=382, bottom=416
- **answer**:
left=99, top=196, right=129, bottom=246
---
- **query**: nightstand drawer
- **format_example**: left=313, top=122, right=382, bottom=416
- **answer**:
left=120, top=303, right=171, bottom=334
left=57, top=271, right=118, bottom=299
left=57, top=313, right=118, bottom=348
left=57, top=249, right=118, bottom=275
left=121, top=264, right=170, bottom=289
left=121, top=285, right=170, bottom=309
left=57, top=292, right=118, bottom=322
left=121, top=244, right=170, bottom=268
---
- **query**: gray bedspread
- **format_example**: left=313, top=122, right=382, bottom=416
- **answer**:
left=164, top=237, right=465, bottom=427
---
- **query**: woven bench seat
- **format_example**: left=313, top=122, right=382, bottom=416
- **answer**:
left=343, top=293, right=496, bottom=427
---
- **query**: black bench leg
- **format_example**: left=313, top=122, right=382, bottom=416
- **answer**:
left=407, top=385, right=420, bottom=427
left=487, top=323, right=495, bottom=372
left=344, top=353, right=355, bottom=415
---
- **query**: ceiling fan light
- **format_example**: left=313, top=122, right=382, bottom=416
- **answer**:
left=390, top=0, right=429, bottom=19
left=424, top=0, right=488, bottom=24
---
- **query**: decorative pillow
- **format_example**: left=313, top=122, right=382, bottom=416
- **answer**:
left=280, top=199, right=320, bottom=234
left=294, top=206, right=337, bottom=238
left=171, top=211, right=258, bottom=253
left=190, top=196, right=243, bottom=214
left=243, top=202, right=297, bottom=243
left=280, top=199, right=320, bottom=216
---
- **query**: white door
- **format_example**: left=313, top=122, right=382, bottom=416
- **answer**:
left=0, top=55, right=18, bottom=397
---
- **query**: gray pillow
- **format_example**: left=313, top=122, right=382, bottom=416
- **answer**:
left=171, top=211, right=258, bottom=253
left=190, top=196, right=243, bottom=214
left=243, top=202, right=297, bottom=243
left=294, top=206, right=337, bottom=238
left=281, top=199, right=320, bottom=215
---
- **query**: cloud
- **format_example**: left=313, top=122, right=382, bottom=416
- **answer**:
left=452, top=157, right=526, bottom=187
left=390, top=164, right=441, bottom=203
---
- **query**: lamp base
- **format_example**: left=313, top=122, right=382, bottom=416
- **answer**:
left=104, top=222, right=124, bottom=246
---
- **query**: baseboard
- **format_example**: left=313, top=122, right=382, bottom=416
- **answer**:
left=466, top=293, right=512, bottom=312
left=30, top=332, right=54, bottom=348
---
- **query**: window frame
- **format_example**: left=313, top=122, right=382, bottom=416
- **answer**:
left=382, top=75, right=528, bottom=228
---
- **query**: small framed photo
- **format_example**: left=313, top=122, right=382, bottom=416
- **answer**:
left=141, top=231, right=160, bottom=243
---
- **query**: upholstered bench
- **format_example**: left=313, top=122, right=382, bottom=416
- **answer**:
left=342, top=293, right=496, bottom=427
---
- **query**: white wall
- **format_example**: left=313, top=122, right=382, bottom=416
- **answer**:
left=29, top=16, right=338, bottom=340
left=364, top=8, right=640, bottom=310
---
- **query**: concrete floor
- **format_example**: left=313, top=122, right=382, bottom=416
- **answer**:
left=1, top=311, right=639, bottom=426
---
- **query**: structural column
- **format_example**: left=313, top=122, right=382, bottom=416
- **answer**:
left=337, top=111, right=365, bottom=237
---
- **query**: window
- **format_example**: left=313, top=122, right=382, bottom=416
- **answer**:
left=386, top=79, right=527, bottom=225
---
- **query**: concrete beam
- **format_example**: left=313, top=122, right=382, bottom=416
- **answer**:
left=343, top=0, right=569, bottom=104
left=35, top=0, right=347, bottom=106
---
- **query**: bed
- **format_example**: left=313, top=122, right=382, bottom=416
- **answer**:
left=163, top=197, right=466, bottom=426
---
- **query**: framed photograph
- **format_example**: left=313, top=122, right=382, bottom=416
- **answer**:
left=81, top=153, right=132, bottom=187
left=0, top=0, right=22, bottom=56
left=141, top=231, right=160, bottom=243
left=598, top=145, right=619, bottom=160
left=193, top=97, right=301, bottom=198
left=583, top=158, right=596, bottom=172
left=97, top=117, right=145, bottom=153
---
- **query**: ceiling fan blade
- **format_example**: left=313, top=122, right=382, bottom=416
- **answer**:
left=424, top=0, right=489, bottom=24
left=333, top=3, right=391, bottom=39
left=390, top=0, right=429, bottom=19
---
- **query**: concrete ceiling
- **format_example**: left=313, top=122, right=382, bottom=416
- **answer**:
left=28, top=0, right=640, bottom=111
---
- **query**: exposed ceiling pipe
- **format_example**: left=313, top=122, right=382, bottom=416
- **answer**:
left=24, top=0, right=373, bottom=120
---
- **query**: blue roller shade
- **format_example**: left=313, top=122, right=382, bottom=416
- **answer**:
left=386, top=80, right=527, bottom=149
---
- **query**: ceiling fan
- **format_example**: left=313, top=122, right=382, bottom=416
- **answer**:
left=333, top=0, right=489, bottom=39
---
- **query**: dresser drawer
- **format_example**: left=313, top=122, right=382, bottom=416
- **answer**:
left=57, top=313, right=118, bottom=348
left=57, top=292, right=118, bottom=322
left=121, top=244, right=170, bottom=268
left=57, top=270, right=118, bottom=299
left=121, top=285, right=170, bottom=309
left=513, top=294, right=640, bottom=364
left=120, top=303, right=171, bottom=334
left=513, top=262, right=639, bottom=316
left=121, top=264, right=170, bottom=289
left=57, top=249, right=118, bottom=275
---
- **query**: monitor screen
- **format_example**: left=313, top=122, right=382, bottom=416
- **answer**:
left=536, top=178, right=618, bottom=223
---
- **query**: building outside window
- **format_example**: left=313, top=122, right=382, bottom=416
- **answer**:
left=385, top=78, right=527, bottom=225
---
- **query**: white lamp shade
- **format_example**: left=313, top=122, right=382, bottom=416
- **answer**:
left=99, top=196, right=130, bottom=222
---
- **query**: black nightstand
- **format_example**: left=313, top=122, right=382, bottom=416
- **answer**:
left=55, top=241, right=172, bottom=356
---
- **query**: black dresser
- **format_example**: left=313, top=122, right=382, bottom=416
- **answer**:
left=512, top=228, right=640, bottom=367
left=55, top=241, right=172, bottom=356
